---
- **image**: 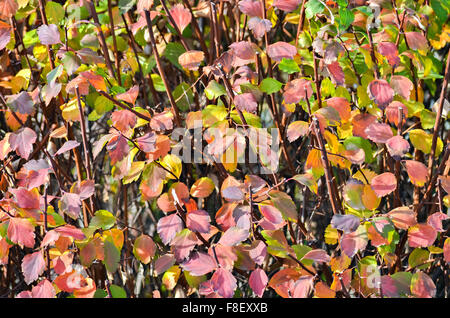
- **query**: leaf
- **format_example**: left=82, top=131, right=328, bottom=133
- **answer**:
left=444, top=238, right=450, bottom=263
left=278, top=58, right=301, bottom=74
left=54, top=140, right=80, bottom=156
left=289, top=275, right=315, bottom=298
left=234, top=92, right=258, bottom=113
left=259, top=78, right=283, bottom=95
left=367, top=79, right=394, bottom=109
left=286, top=120, right=309, bottom=142
left=181, top=252, right=217, bottom=276
left=292, top=173, right=318, bottom=194
left=377, top=42, right=400, bottom=68
left=90, top=210, right=116, bottom=230
left=171, top=229, right=198, bottom=261
left=405, top=32, right=428, bottom=53
left=302, top=249, right=331, bottom=263
left=370, top=172, right=397, bottom=197
left=390, top=76, right=413, bottom=100
left=9, top=127, right=37, bottom=159
left=210, top=268, right=237, bottom=298
left=7, top=217, right=35, bottom=248
left=37, top=24, right=61, bottom=45
left=6, top=91, right=34, bottom=115
left=331, top=214, right=360, bottom=233
left=10, top=187, right=40, bottom=209
left=162, top=265, right=181, bottom=290
left=267, top=42, right=297, bottom=62
left=238, top=0, right=263, bottom=17
left=259, top=204, right=283, bottom=225
left=111, top=110, right=137, bottom=132
left=30, top=279, right=56, bottom=298
left=21, top=251, right=45, bottom=284
left=150, top=111, right=174, bottom=131
left=283, top=79, right=313, bottom=104
left=103, top=238, right=120, bottom=273
left=327, top=61, right=345, bottom=86
left=136, top=132, right=157, bottom=153
left=269, top=190, right=298, bottom=222
left=408, top=224, right=437, bottom=248
left=387, top=207, right=417, bottom=230
left=248, top=17, right=272, bottom=39
left=0, top=0, right=18, bottom=18
left=273, top=0, right=301, bottom=12
left=409, top=129, right=443, bottom=156
left=352, top=113, right=377, bottom=139
left=386, top=135, right=410, bottom=159
left=404, top=160, right=428, bottom=187
left=186, top=209, right=211, bottom=234
left=170, top=4, right=191, bottom=33
left=249, top=268, right=268, bottom=297
left=133, top=234, right=156, bottom=264
left=410, top=272, right=436, bottom=298
left=154, top=254, right=176, bottom=275
left=157, top=214, right=184, bottom=245
left=427, top=212, right=449, bottom=232
left=340, top=225, right=368, bottom=258
left=365, top=122, right=393, bottom=144
left=114, top=85, right=138, bottom=105
left=190, top=177, right=215, bottom=198
left=219, top=226, right=249, bottom=246
left=178, top=50, right=204, bottom=71
left=106, top=134, right=129, bottom=165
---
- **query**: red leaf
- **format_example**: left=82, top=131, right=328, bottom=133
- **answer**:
left=210, top=268, right=237, bottom=298
left=238, top=0, right=263, bottom=17
left=181, top=252, right=217, bottom=276
left=54, top=140, right=80, bottom=156
left=106, top=134, right=130, bottom=165
left=283, top=78, right=313, bottom=104
left=54, top=224, right=86, bottom=240
left=80, top=70, right=106, bottom=91
left=186, top=209, right=211, bottom=233
left=326, top=97, right=351, bottom=122
left=7, top=217, right=35, bottom=248
left=150, top=111, right=174, bottom=131
left=326, top=61, right=345, bottom=86
left=267, top=42, right=297, bottom=62
left=178, top=50, right=205, bottom=70
left=230, top=41, right=257, bottom=61
left=248, top=240, right=267, bottom=265
left=37, top=24, right=61, bottom=45
left=21, top=251, right=45, bottom=284
left=370, top=172, right=397, bottom=197
left=365, top=122, right=393, bottom=143
left=405, top=32, right=428, bottom=52
left=367, top=79, right=394, bottom=109
left=116, top=85, right=139, bottom=105
left=0, top=0, right=18, bottom=18
left=390, top=76, right=413, bottom=100
left=352, top=113, right=377, bottom=138
left=386, top=101, right=408, bottom=126
left=386, top=135, right=410, bottom=159
left=111, top=110, right=137, bottom=132
left=272, top=0, right=301, bottom=12
left=377, top=42, right=400, bottom=68
left=157, top=214, right=184, bottom=245
left=408, top=224, right=437, bottom=248
left=9, top=127, right=37, bottom=159
left=404, top=160, right=428, bottom=187
left=170, top=4, right=191, bottom=33
left=249, top=268, right=268, bottom=297
left=157, top=193, right=176, bottom=213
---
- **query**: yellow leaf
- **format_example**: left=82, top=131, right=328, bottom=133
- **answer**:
left=325, top=224, right=338, bottom=245
left=160, top=154, right=182, bottom=180
left=162, top=265, right=181, bottom=291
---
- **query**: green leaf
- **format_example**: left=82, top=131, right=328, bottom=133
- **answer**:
left=409, top=129, right=443, bottom=156
left=150, top=74, right=166, bottom=92
left=103, top=238, right=120, bottom=273
left=278, top=58, right=301, bottom=74
left=259, top=78, right=283, bottom=94
left=205, top=80, right=226, bottom=100
left=269, top=190, right=298, bottom=222
left=408, top=248, right=430, bottom=269
left=109, top=284, right=127, bottom=298
left=95, top=95, right=114, bottom=114
left=338, top=7, right=354, bottom=31
left=344, top=136, right=374, bottom=163
left=420, top=109, right=437, bottom=130
left=163, top=42, right=186, bottom=71
left=292, top=244, right=313, bottom=266
left=305, top=0, right=325, bottom=19
left=46, top=1, right=65, bottom=25
left=89, top=210, right=116, bottom=230
left=94, top=289, right=108, bottom=298
left=46, top=64, right=63, bottom=85
left=431, top=0, right=448, bottom=25
left=173, top=82, right=194, bottom=112
left=118, top=0, right=136, bottom=13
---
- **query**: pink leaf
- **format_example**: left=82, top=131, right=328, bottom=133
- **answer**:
left=387, top=207, right=417, bottom=230
left=377, top=42, right=400, bottom=68
left=55, top=224, right=86, bottom=240
left=170, top=4, right=191, bottom=33
left=154, top=254, right=176, bottom=275
left=186, top=209, right=211, bottom=234
left=286, top=120, right=309, bottom=142
left=37, top=24, right=61, bottom=45
left=302, top=249, right=331, bottom=263
left=7, top=217, right=35, bottom=248
left=116, top=85, right=139, bottom=105
left=210, top=268, right=237, bottom=298
left=386, top=101, right=408, bottom=126
left=367, top=79, right=394, bottom=109
left=427, top=212, right=449, bottom=233
left=234, top=93, right=258, bottom=113
left=136, top=132, right=157, bottom=153
left=327, top=61, right=345, bottom=86
left=289, top=275, right=315, bottom=298
left=181, top=252, right=217, bottom=276
left=111, top=110, right=137, bottom=132
left=340, top=226, right=368, bottom=258
left=444, top=238, right=450, bottom=263
left=41, top=230, right=60, bottom=248
left=283, top=78, right=313, bottom=104
left=365, top=122, right=393, bottom=143
left=9, top=127, right=37, bottom=159
left=386, top=135, right=410, bottom=159
left=267, top=42, right=297, bottom=62
left=259, top=204, right=283, bottom=224
left=390, top=76, right=413, bottom=100
left=248, top=17, right=272, bottom=39
left=178, top=50, right=205, bottom=70
left=249, top=268, right=268, bottom=297
left=21, top=251, right=46, bottom=284
left=171, top=229, right=198, bottom=261
left=405, top=32, right=428, bottom=52
left=408, top=224, right=437, bottom=248
left=218, top=226, right=249, bottom=246
left=331, top=214, right=360, bottom=233
left=404, top=160, right=428, bottom=187
left=157, top=214, right=184, bottom=245
left=106, top=134, right=130, bottom=164
left=222, top=186, right=245, bottom=202
left=352, top=113, right=377, bottom=138
left=31, top=279, right=56, bottom=298
left=72, top=179, right=95, bottom=200
left=150, top=111, right=174, bottom=131
left=59, top=192, right=81, bottom=219
left=249, top=240, right=267, bottom=265
left=10, top=187, right=40, bottom=209
left=411, top=272, right=436, bottom=298
left=54, top=140, right=80, bottom=156
left=238, top=0, right=263, bottom=17
left=371, top=172, right=397, bottom=197
left=133, top=234, right=156, bottom=264
left=272, top=0, right=301, bottom=12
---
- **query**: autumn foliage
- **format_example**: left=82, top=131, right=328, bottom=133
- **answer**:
left=0, top=0, right=449, bottom=299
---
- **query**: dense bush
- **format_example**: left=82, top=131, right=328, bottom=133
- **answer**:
left=0, top=0, right=449, bottom=298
